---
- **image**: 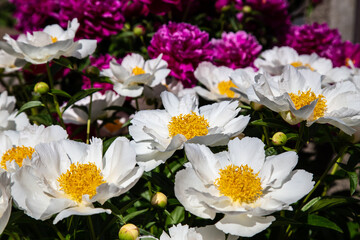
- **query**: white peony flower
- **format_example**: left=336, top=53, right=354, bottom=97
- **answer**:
left=0, top=91, right=29, bottom=132
left=62, top=90, right=125, bottom=125
left=11, top=137, right=144, bottom=224
left=160, top=224, right=237, bottom=240
left=254, top=46, right=333, bottom=75
left=0, top=124, right=68, bottom=173
left=0, top=19, right=97, bottom=65
left=129, top=91, right=250, bottom=171
left=101, top=53, right=170, bottom=97
left=0, top=49, right=25, bottom=73
left=175, top=137, right=314, bottom=237
left=230, top=67, right=260, bottom=103
left=193, top=61, right=239, bottom=101
left=0, top=172, right=11, bottom=235
left=249, top=66, right=360, bottom=135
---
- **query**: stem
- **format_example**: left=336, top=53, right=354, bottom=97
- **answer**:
left=88, top=216, right=96, bottom=240
left=86, top=94, right=93, bottom=144
left=135, top=98, right=139, bottom=111
left=295, top=121, right=306, bottom=152
left=50, top=224, right=65, bottom=240
left=259, top=112, right=270, bottom=146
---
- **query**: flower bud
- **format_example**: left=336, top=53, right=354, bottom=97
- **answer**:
left=272, top=132, right=288, bottom=146
left=85, top=66, right=100, bottom=77
left=34, top=82, right=49, bottom=94
left=242, top=5, right=252, bottom=13
left=119, top=224, right=139, bottom=240
left=250, top=102, right=263, bottom=111
left=133, top=25, right=145, bottom=37
left=151, top=192, right=167, bottom=208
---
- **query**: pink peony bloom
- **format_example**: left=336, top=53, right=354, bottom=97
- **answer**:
left=285, top=23, right=343, bottom=66
left=58, top=0, right=127, bottom=42
left=148, top=22, right=212, bottom=87
left=82, top=54, right=122, bottom=93
left=211, top=31, right=262, bottom=69
left=10, top=0, right=60, bottom=32
left=342, top=41, right=360, bottom=68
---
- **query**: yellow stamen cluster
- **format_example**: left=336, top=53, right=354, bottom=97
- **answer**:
left=51, top=36, right=58, bottom=43
left=132, top=66, right=145, bottom=75
left=215, top=164, right=262, bottom=204
left=168, top=111, right=209, bottom=140
left=1, top=146, right=35, bottom=170
left=289, top=89, right=327, bottom=120
left=104, top=119, right=123, bottom=133
left=58, top=162, right=105, bottom=203
left=217, top=80, right=237, bottom=98
left=290, top=61, right=315, bottom=71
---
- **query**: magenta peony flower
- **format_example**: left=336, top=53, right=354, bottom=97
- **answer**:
left=243, top=0, right=291, bottom=45
left=342, top=41, right=360, bottom=68
left=82, top=55, right=122, bottom=93
left=148, top=22, right=212, bottom=87
left=211, top=31, right=262, bottom=69
left=58, top=0, right=127, bottom=42
left=284, top=23, right=343, bottom=66
left=10, top=0, right=60, bottom=32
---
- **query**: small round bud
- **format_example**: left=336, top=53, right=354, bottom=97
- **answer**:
left=242, top=5, right=252, bottom=13
left=133, top=25, right=146, bottom=36
left=151, top=192, right=167, bottom=208
left=85, top=66, right=100, bottom=77
left=272, top=132, right=288, bottom=146
left=124, top=23, right=131, bottom=31
left=119, top=224, right=139, bottom=240
left=34, top=82, right=49, bottom=94
left=250, top=102, right=263, bottom=111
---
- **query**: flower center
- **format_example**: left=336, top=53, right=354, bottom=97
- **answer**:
left=217, top=80, right=237, bottom=98
left=57, top=162, right=105, bottom=203
left=0, top=146, right=35, bottom=170
left=168, top=111, right=209, bottom=140
left=289, top=89, right=327, bottom=120
left=345, top=58, right=355, bottom=67
left=132, top=66, right=145, bottom=75
left=51, top=36, right=58, bottom=43
left=290, top=61, right=315, bottom=71
left=104, top=119, right=124, bottom=133
left=214, top=164, right=262, bottom=204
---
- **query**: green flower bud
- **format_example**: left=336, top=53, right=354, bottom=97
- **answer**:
left=272, top=132, right=288, bottom=146
left=34, top=82, right=50, bottom=94
left=133, top=25, right=146, bottom=36
left=242, top=5, right=252, bottom=13
left=85, top=66, right=100, bottom=77
left=151, top=192, right=167, bottom=208
left=250, top=102, right=263, bottom=111
left=119, top=224, right=139, bottom=240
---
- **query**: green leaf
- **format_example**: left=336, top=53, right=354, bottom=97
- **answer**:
left=265, top=147, right=277, bottom=156
left=307, top=214, right=343, bottom=233
left=28, top=114, right=53, bottom=126
left=103, top=137, right=117, bottom=155
left=165, top=206, right=184, bottom=226
left=301, top=197, right=321, bottom=212
left=50, top=89, right=71, bottom=98
left=307, top=197, right=359, bottom=213
left=123, top=209, right=148, bottom=222
left=16, top=101, right=44, bottom=116
left=250, top=118, right=293, bottom=129
left=62, top=88, right=101, bottom=113
left=346, top=171, right=358, bottom=195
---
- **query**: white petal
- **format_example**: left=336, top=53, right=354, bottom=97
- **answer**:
left=71, top=39, right=97, bottom=59
left=53, top=206, right=111, bottom=224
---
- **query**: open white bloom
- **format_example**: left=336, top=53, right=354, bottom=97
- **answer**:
left=175, top=137, right=314, bottom=237
left=129, top=91, right=250, bottom=171
left=160, top=224, right=237, bottom=240
left=230, top=67, right=259, bottom=103
left=254, top=46, right=333, bottom=75
left=0, top=49, right=25, bottom=73
left=0, top=124, right=68, bottom=173
left=0, top=91, right=29, bottom=132
left=62, top=90, right=125, bottom=125
left=0, top=172, right=11, bottom=235
left=11, top=137, right=144, bottom=224
left=193, top=61, right=239, bottom=101
left=249, top=66, right=360, bottom=135
left=0, top=19, right=96, bottom=65
left=102, top=53, right=170, bottom=97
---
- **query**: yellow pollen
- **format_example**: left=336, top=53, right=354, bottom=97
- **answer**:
left=168, top=111, right=209, bottom=140
left=217, top=80, right=237, bottom=98
left=345, top=58, right=355, bottom=67
left=215, top=164, right=262, bottom=204
left=1, top=146, right=35, bottom=170
left=290, top=61, right=315, bottom=71
left=289, top=89, right=327, bottom=120
left=57, top=162, right=105, bottom=203
left=104, top=119, right=123, bottom=133
left=51, top=36, right=58, bottom=43
left=132, top=66, right=145, bottom=75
